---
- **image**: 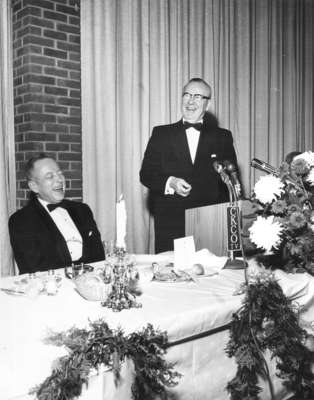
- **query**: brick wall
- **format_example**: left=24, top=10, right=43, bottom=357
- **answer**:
left=12, top=0, right=82, bottom=208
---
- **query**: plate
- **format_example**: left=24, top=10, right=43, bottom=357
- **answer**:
left=0, top=278, right=30, bottom=296
left=152, top=266, right=194, bottom=283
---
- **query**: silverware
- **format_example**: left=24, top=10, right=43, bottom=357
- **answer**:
left=0, top=288, right=26, bottom=295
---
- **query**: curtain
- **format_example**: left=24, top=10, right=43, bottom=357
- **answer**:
left=81, top=0, right=314, bottom=254
left=0, top=0, right=16, bottom=276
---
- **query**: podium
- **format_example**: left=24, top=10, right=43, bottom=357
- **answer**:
left=185, top=200, right=253, bottom=257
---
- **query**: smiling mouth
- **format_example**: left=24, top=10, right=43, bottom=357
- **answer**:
left=54, top=187, right=64, bottom=193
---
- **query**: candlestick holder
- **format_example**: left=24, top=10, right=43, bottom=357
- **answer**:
left=101, top=247, right=142, bottom=312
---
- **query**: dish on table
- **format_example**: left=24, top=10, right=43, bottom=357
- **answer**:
left=74, top=272, right=111, bottom=301
left=0, top=273, right=62, bottom=297
left=152, top=263, right=195, bottom=282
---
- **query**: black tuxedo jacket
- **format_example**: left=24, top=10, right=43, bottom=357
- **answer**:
left=140, top=117, right=238, bottom=252
left=9, top=197, right=105, bottom=274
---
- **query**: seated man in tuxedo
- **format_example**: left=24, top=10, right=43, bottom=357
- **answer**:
left=9, top=154, right=105, bottom=274
left=140, top=77, right=238, bottom=253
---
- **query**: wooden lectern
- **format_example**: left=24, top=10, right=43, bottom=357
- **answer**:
left=185, top=200, right=253, bottom=257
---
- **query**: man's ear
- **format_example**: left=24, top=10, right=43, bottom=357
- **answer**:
left=28, top=180, right=38, bottom=193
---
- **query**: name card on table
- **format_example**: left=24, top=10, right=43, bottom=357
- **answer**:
left=174, top=236, right=195, bottom=271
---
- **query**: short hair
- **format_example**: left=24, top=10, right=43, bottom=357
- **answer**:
left=25, top=153, right=52, bottom=181
left=183, top=77, right=212, bottom=99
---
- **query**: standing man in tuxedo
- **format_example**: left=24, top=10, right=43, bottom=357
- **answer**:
left=140, top=78, right=238, bottom=253
left=9, top=154, right=105, bottom=274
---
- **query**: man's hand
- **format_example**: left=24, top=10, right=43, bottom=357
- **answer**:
left=169, top=177, right=192, bottom=197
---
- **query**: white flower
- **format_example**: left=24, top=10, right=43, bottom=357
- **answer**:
left=294, top=151, right=314, bottom=167
left=306, top=167, right=314, bottom=186
left=253, top=175, right=284, bottom=204
left=249, top=215, right=284, bottom=253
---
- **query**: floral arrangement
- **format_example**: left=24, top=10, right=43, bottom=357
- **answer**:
left=246, top=151, right=314, bottom=275
left=226, top=269, right=314, bottom=399
left=30, top=320, right=181, bottom=400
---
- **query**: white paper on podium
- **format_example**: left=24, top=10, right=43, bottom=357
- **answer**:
left=174, top=236, right=195, bottom=271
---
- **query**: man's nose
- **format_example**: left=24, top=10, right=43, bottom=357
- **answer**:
left=55, top=173, right=64, bottom=182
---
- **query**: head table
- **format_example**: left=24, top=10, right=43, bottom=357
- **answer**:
left=1, top=254, right=314, bottom=400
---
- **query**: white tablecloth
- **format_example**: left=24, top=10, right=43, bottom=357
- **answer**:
left=1, top=256, right=314, bottom=400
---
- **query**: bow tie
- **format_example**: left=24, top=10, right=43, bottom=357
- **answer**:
left=183, top=121, right=203, bottom=131
left=47, top=201, right=67, bottom=212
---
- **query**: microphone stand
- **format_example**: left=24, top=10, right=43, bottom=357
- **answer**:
left=212, top=159, right=246, bottom=272
left=223, top=171, right=247, bottom=273
left=219, top=169, right=235, bottom=204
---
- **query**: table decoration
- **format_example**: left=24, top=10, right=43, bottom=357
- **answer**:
left=245, top=151, right=314, bottom=275
left=226, top=269, right=314, bottom=399
left=30, top=320, right=181, bottom=400
left=1, top=261, right=313, bottom=400
left=101, top=247, right=142, bottom=311
left=116, top=194, right=127, bottom=249
left=225, top=152, right=314, bottom=399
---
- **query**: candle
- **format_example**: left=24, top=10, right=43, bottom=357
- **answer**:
left=116, top=194, right=127, bottom=249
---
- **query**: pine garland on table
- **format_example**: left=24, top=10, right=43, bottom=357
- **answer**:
left=225, top=270, right=314, bottom=400
left=30, top=321, right=181, bottom=400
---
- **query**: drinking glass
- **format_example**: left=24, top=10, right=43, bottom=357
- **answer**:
left=103, top=240, right=115, bottom=262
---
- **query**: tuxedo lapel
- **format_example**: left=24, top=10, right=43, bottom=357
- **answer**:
left=171, top=121, right=193, bottom=166
left=33, top=198, right=72, bottom=265
left=194, top=125, right=218, bottom=165
left=194, top=130, right=205, bottom=165
left=66, top=206, right=86, bottom=242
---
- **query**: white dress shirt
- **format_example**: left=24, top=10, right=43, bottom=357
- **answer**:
left=185, top=126, right=200, bottom=163
left=165, top=123, right=201, bottom=194
left=38, top=198, right=83, bottom=261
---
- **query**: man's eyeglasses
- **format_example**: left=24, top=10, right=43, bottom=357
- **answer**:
left=182, top=92, right=210, bottom=102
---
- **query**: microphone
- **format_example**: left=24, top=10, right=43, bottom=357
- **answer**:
left=212, top=158, right=230, bottom=184
left=223, top=161, right=242, bottom=198
left=211, top=154, right=225, bottom=174
left=212, top=159, right=225, bottom=174
left=251, top=158, right=304, bottom=191
left=251, top=158, right=279, bottom=176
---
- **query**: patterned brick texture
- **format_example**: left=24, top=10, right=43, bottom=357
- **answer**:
left=12, top=0, right=82, bottom=208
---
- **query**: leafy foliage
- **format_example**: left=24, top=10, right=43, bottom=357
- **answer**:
left=246, top=152, right=314, bottom=275
left=226, top=272, right=314, bottom=399
left=30, top=321, right=181, bottom=400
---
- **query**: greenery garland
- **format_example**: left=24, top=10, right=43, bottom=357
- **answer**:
left=30, top=321, right=181, bottom=400
left=226, top=270, right=314, bottom=400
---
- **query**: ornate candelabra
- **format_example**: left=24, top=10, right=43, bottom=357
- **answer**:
left=101, top=247, right=142, bottom=312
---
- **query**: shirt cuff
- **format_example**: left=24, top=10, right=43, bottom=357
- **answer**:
left=165, top=177, right=175, bottom=195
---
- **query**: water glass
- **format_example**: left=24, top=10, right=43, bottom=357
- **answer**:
left=103, top=240, right=115, bottom=261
